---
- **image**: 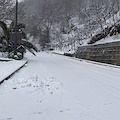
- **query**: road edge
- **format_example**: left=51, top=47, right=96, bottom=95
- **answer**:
left=0, top=61, right=28, bottom=85
left=52, top=51, right=120, bottom=69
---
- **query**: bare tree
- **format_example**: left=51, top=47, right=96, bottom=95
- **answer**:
left=0, top=0, right=14, bottom=21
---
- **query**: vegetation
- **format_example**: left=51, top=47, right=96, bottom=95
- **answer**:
left=1, top=0, right=120, bottom=51
left=20, top=0, right=120, bottom=49
left=0, top=21, right=38, bottom=59
left=88, top=21, right=120, bottom=44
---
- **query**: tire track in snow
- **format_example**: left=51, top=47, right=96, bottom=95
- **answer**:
left=96, top=84, right=120, bottom=99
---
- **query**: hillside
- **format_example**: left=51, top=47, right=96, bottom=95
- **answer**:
left=53, top=11, right=120, bottom=51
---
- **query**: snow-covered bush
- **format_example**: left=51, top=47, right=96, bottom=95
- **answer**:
left=8, top=52, right=23, bottom=60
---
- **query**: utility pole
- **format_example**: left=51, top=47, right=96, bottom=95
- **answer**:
left=14, top=0, right=18, bottom=55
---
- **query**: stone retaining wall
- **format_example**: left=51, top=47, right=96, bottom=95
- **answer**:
left=74, top=41, right=120, bottom=65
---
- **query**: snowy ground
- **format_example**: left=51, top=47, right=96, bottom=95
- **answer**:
left=0, top=52, right=120, bottom=120
left=0, top=58, right=27, bottom=82
left=93, top=34, right=120, bottom=45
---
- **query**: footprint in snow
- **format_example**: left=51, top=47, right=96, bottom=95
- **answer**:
left=60, top=109, right=70, bottom=112
left=0, top=118, right=13, bottom=120
left=104, top=103, right=112, bottom=105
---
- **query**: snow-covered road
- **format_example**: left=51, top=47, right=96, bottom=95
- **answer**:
left=0, top=52, right=120, bottom=120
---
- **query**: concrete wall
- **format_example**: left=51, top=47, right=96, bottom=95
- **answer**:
left=74, top=41, right=120, bottom=65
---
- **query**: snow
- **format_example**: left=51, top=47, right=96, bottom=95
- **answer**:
left=94, top=34, right=120, bottom=45
left=69, top=11, right=120, bottom=47
left=0, top=52, right=120, bottom=120
left=80, top=32, right=120, bottom=46
left=85, top=11, right=120, bottom=46
left=52, top=50, right=64, bottom=55
left=0, top=58, right=27, bottom=82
